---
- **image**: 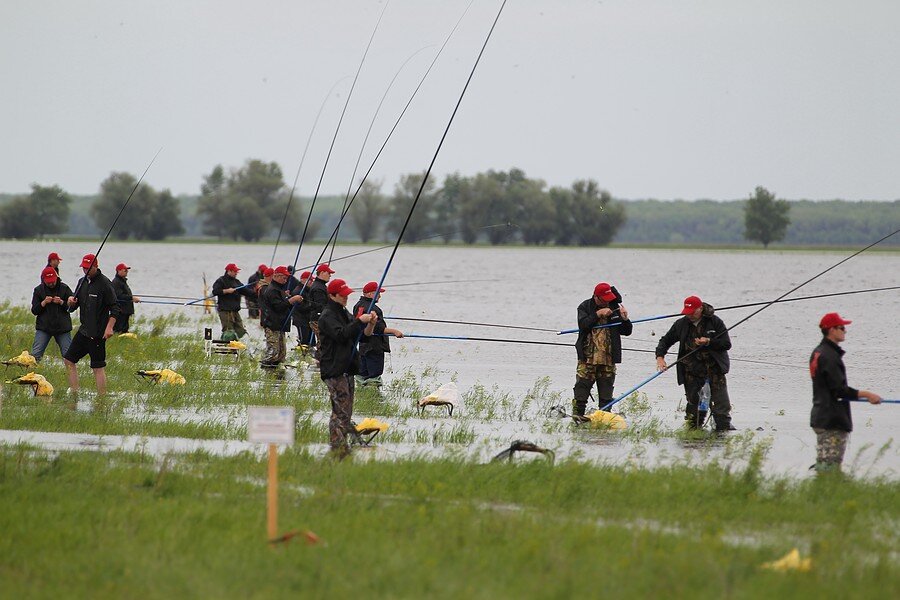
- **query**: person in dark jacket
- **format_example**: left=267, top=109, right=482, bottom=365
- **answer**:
left=318, top=279, right=376, bottom=455
left=64, top=253, right=121, bottom=396
left=111, top=263, right=140, bottom=333
left=809, top=312, right=881, bottom=472
left=212, top=263, right=254, bottom=339
left=259, top=266, right=303, bottom=368
left=291, top=270, right=316, bottom=350
left=256, top=267, right=274, bottom=324
left=573, top=282, right=633, bottom=416
left=353, top=282, right=404, bottom=387
left=307, top=263, right=334, bottom=358
left=46, top=252, right=62, bottom=275
left=655, top=295, right=734, bottom=431
left=246, top=264, right=266, bottom=319
left=31, top=266, right=73, bottom=361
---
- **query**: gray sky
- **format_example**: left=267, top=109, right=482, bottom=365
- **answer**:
left=3, top=0, right=899, bottom=200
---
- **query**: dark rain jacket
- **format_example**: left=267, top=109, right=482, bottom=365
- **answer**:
left=318, top=298, right=364, bottom=380
left=260, top=280, right=293, bottom=332
left=111, top=274, right=135, bottom=316
left=655, top=302, right=731, bottom=385
left=70, top=270, right=121, bottom=339
left=353, top=296, right=390, bottom=355
left=307, top=278, right=329, bottom=321
left=246, top=271, right=263, bottom=307
left=575, top=296, right=632, bottom=363
left=31, top=281, right=74, bottom=334
left=809, top=338, right=857, bottom=432
left=212, top=273, right=253, bottom=312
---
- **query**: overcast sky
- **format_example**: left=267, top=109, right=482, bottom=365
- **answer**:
left=3, top=0, right=899, bottom=201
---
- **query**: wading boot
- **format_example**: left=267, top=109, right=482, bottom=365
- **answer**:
left=714, top=417, right=736, bottom=432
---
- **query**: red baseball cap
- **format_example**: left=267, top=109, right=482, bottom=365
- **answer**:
left=316, top=263, right=335, bottom=274
left=273, top=266, right=291, bottom=276
left=257, top=263, right=267, bottom=272
left=819, top=312, right=852, bottom=330
left=116, top=263, right=130, bottom=272
left=80, top=253, right=97, bottom=269
left=299, top=271, right=312, bottom=279
left=326, top=279, right=353, bottom=296
left=593, top=282, right=616, bottom=302
left=263, top=267, right=275, bottom=278
left=47, top=252, right=62, bottom=262
left=41, top=266, right=58, bottom=282
left=362, top=281, right=384, bottom=294
left=225, top=263, right=240, bottom=272
left=681, top=295, right=702, bottom=315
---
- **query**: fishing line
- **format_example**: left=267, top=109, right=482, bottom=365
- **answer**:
left=601, top=227, right=900, bottom=411
left=271, top=75, right=352, bottom=266
left=327, top=44, right=436, bottom=263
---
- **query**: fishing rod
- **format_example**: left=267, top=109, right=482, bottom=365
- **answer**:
left=849, top=398, right=900, bottom=404
left=385, top=315, right=556, bottom=333
left=287, top=2, right=388, bottom=280
left=364, top=0, right=508, bottom=318
left=557, top=285, right=900, bottom=334
left=184, top=282, right=253, bottom=306
left=72, top=148, right=162, bottom=296
left=271, top=75, right=352, bottom=267
left=282, top=0, right=479, bottom=327
left=600, top=227, right=900, bottom=412
left=327, top=44, right=436, bottom=263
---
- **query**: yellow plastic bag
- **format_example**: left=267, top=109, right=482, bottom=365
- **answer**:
left=2, top=351, right=38, bottom=368
left=6, top=372, right=53, bottom=396
left=761, top=548, right=813, bottom=572
left=138, top=368, right=186, bottom=385
left=587, top=410, right=627, bottom=430
left=355, top=418, right=389, bottom=433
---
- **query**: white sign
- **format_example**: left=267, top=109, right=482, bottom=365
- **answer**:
left=248, top=406, right=295, bottom=445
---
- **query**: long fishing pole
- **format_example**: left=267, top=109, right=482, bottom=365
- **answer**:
left=385, top=315, right=556, bottom=333
left=287, top=2, right=388, bottom=277
left=601, top=228, right=900, bottom=411
left=73, top=148, right=162, bottom=296
left=271, top=75, right=352, bottom=266
left=557, top=285, right=900, bottom=334
left=327, top=44, right=436, bottom=263
left=365, top=0, right=508, bottom=315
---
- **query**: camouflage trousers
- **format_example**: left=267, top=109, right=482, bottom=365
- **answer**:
left=217, top=310, right=247, bottom=339
left=262, top=328, right=286, bottom=365
left=325, top=374, right=356, bottom=451
left=573, top=362, right=616, bottom=416
left=813, top=428, right=849, bottom=469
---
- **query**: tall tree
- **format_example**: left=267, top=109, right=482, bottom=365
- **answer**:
left=567, top=180, right=626, bottom=246
left=386, top=173, right=438, bottom=243
left=349, top=180, right=384, bottom=243
left=197, top=165, right=229, bottom=238
left=91, top=173, right=184, bottom=240
left=197, top=160, right=288, bottom=241
left=0, top=184, right=71, bottom=239
left=143, top=189, right=185, bottom=240
left=744, top=186, right=791, bottom=248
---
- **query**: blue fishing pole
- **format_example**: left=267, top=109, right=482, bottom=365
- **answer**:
left=600, top=227, right=900, bottom=412
left=849, top=398, right=900, bottom=404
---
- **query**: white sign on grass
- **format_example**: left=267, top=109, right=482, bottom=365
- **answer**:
left=248, top=406, right=295, bottom=445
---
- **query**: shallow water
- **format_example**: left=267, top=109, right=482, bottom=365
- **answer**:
left=2, top=240, right=898, bottom=476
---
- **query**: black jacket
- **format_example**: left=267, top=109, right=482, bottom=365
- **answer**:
left=307, top=278, right=329, bottom=321
left=809, top=338, right=857, bottom=432
left=71, top=270, right=121, bottom=339
left=318, top=298, right=364, bottom=380
left=31, top=281, right=73, bottom=335
left=575, top=296, right=632, bottom=363
left=655, top=302, right=731, bottom=385
left=353, top=296, right=390, bottom=355
left=111, top=274, right=135, bottom=316
left=246, top=271, right=264, bottom=306
left=212, top=273, right=252, bottom=312
left=260, top=281, right=293, bottom=332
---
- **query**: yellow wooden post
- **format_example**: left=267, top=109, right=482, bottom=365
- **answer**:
left=267, top=443, right=278, bottom=541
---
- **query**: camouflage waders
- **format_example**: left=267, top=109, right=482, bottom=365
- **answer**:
left=813, top=428, right=849, bottom=471
left=262, top=328, right=286, bottom=365
left=573, top=362, right=616, bottom=416
left=326, top=374, right=356, bottom=452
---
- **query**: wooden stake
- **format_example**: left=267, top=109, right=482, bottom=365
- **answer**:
left=267, top=443, right=278, bottom=541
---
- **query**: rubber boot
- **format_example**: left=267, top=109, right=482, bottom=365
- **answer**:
left=572, top=378, right=592, bottom=417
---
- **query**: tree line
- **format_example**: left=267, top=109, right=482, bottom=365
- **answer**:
left=1, top=160, right=897, bottom=246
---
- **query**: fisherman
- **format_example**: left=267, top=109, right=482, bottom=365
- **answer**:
left=809, top=312, right=881, bottom=473
left=64, top=254, right=121, bottom=396
left=307, top=263, right=334, bottom=357
left=46, top=252, right=62, bottom=275
left=573, top=282, right=633, bottom=416
left=30, top=266, right=73, bottom=361
left=318, top=278, right=377, bottom=456
left=353, top=281, right=404, bottom=386
left=111, top=262, right=140, bottom=333
left=655, top=295, right=734, bottom=431
left=291, top=270, right=316, bottom=349
left=212, top=263, right=254, bottom=339
left=256, top=267, right=274, bottom=324
left=246, top=263, right=267, bottom=319
left=259, top=266, right=304, bottom=368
